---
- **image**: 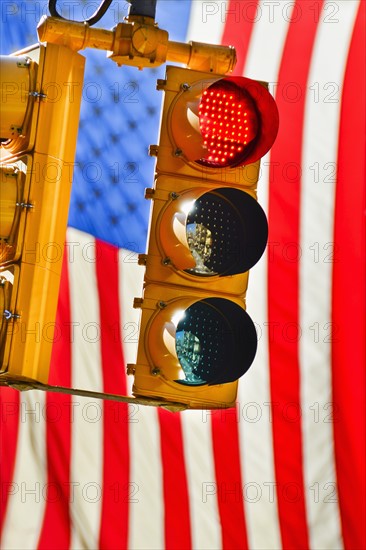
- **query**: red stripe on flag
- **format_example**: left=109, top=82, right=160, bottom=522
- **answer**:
left=158, top=408, right=192, bottom=550
left=221, top=0, right=259, bottom=76
left=96, top=241, right=130, bottom=550
left=211, top=408, right=248, bottom=550
left=267, top=2, right=323, bottom=547
left=332, top=2, right=366, bottom=549
left=0, top=387, right=20, bottom=540
left=37, top=248, right=72, bottom=549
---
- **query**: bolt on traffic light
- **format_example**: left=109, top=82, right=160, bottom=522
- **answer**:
left=0, top=43, right=84, bottom=384
left=129, top=66, right=279, bottom=409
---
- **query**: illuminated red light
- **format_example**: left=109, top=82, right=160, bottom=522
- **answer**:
left=171, top=75, right=279, bottom=168
left=198, top=80, right=259, bottom=168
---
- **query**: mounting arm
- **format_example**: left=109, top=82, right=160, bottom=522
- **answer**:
left=37, top=14, right=236, bottom=74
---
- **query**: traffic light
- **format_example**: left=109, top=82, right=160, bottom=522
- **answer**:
left=0, top=43, right=84, bottom=384
left=129, top=66, right=279, bottom=409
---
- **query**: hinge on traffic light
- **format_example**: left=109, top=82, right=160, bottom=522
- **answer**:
left=3, top=310, right=20, bottom=320
left=16, top=59, right=30, bottom=68
left=16, top=201, right=33, bottom=209
left=126, top=364, right=136, bottom=375
left=144, top=187, right=171, bottom=201
left=156, top=79, right=167, bottom=90
left=9, top=125, right=22, bottom=136
left=138, top=254, right=147, bottom=266
left=28, top=91, right=47, bottom=101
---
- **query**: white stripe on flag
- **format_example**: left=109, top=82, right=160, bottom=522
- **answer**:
left=119, top=251, right=166, bottom=548
left=68, top=229, right=104, bottom=549
left=186, top=0, right=227, bottom=44
left=240, top=166, right=282, bottom=550
left=181, top=411, right=222, bottom=550
left=1, top=391, right=47, bottom=550
left=118, top=249, right=144, bottom=397
left=299, top=2, right=359, bottom=549
left=127, top=408, right=164, bottom=550
left=244, top=0, right=289, bottom=82
left=239, top=2, right=291, bottom=548
left=67, top=229, right=105, bottom=393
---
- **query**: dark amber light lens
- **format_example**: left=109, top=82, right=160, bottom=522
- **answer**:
left=175, top=298, right=257, bottom=386
left=184, top=188, right=268, bottom=277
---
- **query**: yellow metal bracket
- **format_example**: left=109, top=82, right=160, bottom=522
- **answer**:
left=37, top=14, right=237, bottom=74
left=0, top=373, right=188, bottom=411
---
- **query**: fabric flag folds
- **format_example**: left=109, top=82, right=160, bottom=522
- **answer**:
left=1, top=1, right=365, bottom=549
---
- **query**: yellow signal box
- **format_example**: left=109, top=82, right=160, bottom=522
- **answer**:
left=0, top=43, right=85, bottom=383
left=129, top=66, right=279, bottom=408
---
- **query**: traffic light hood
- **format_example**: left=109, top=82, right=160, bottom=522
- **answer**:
left=159, top=186, right=268, bottom=276
left=147, top=295, right=258, bottom=387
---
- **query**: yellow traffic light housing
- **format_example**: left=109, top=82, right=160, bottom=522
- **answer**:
left=130, top=66, right=279, bottom=409
left=0, top=10, right=278, bottom=410
left=0, top=43, right=85, bottom=384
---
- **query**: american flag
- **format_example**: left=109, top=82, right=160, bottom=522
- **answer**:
left=1, top=1, right=365, bottom=548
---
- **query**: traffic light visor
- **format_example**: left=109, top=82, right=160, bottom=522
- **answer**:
left=0, top=55, right=37, bottom=153
left=170, top=76, right=279, bottom=167
left=0, top=265, right=18, bottom=370
left=159, top=187, right=268, bottom=276
left=0, top=162, right=27, bottom=264
left=148, top=297, right=258, bottom=386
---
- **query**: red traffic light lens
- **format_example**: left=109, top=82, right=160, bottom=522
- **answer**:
left=198, top=81, right=259, bottom=168
left=169, top=73, right=278, bottom=168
